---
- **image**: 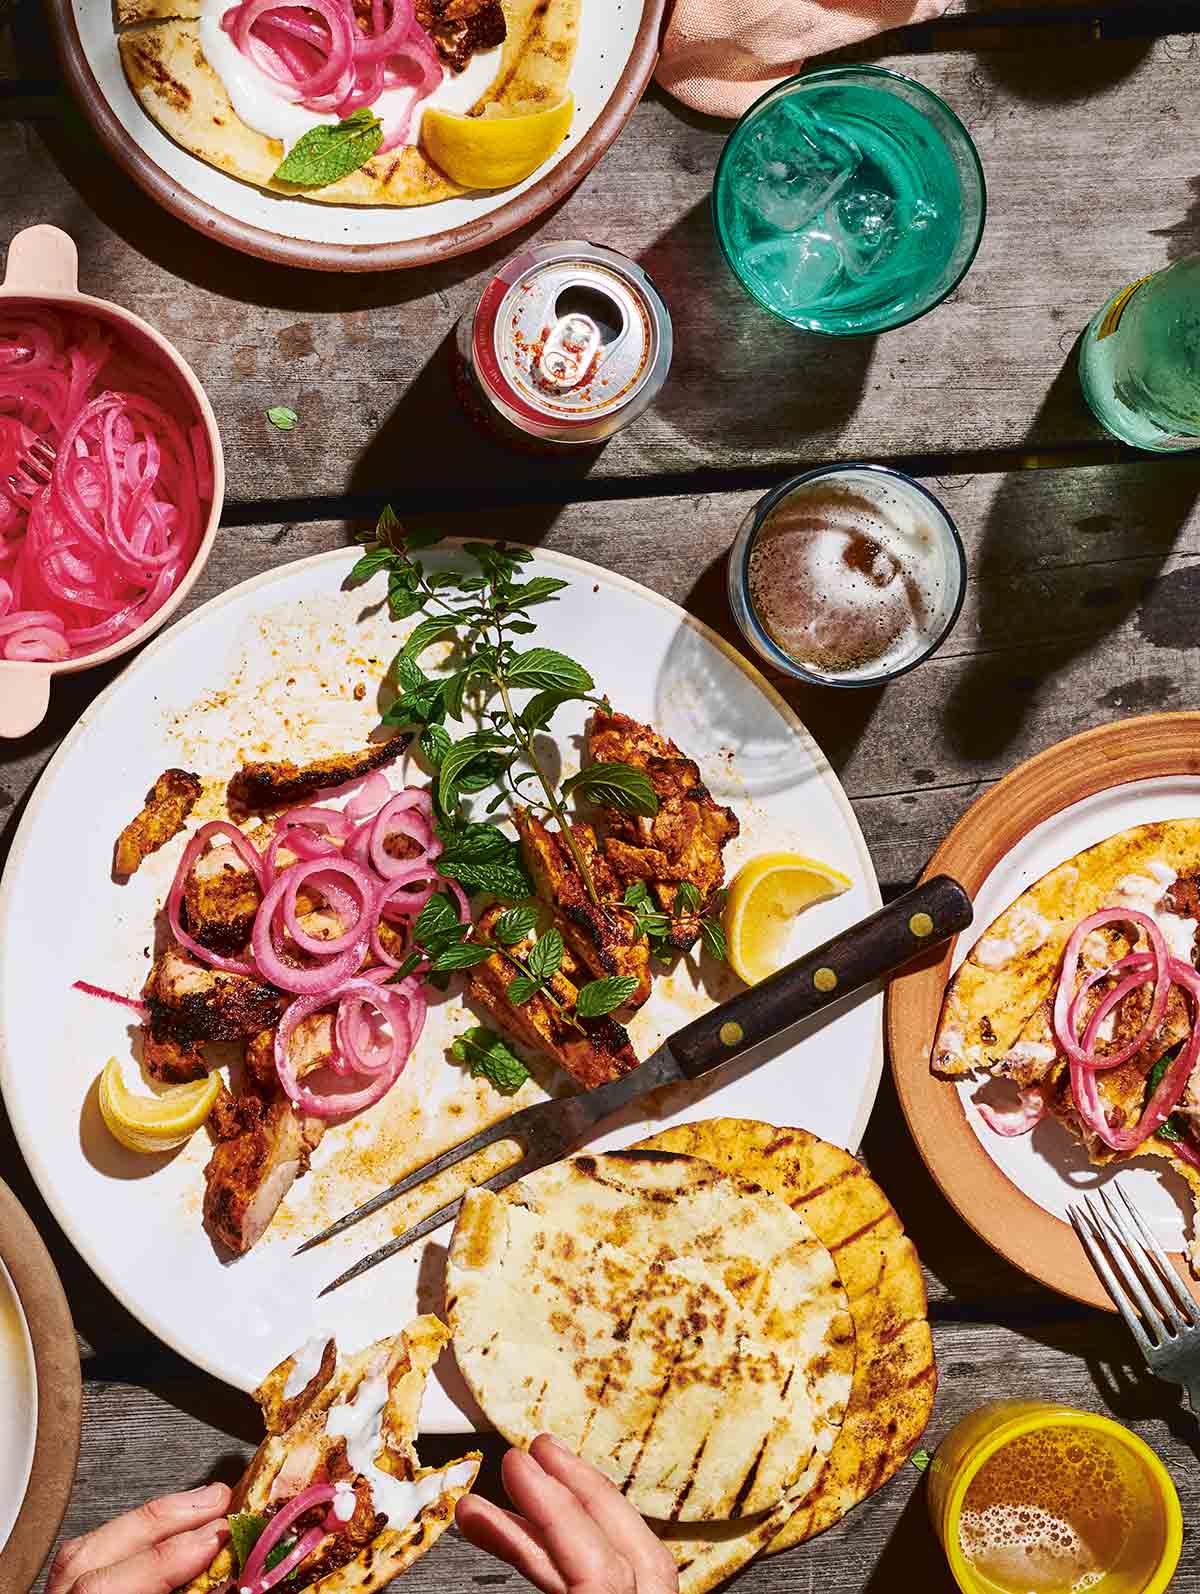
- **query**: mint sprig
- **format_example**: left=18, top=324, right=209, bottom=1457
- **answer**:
left=274, top=110, right=383, bottom=187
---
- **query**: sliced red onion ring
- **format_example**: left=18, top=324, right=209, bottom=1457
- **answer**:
left=346, top=769, right=392, bottom=821
left=167, top=821, right=265, bottom=976
left=279, top=856, right=377, bottom=956
left=1052, top=909, right=1171, bottom=1071
left=241, top=1482, right=337, bottom=1594
left=275, top=984, right=415, bottom=1117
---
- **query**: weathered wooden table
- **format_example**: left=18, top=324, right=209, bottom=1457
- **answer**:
left=3, top=0, right=1200, bottom=1588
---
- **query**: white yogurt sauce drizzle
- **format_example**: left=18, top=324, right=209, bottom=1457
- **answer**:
left=198, top=0, right=502, bottom=154
left=325, top=1373, right=475, bottom=1528
left=282, top=1335, right=331, bottom=1401
left=1106, top=861, right=1198, bottom=964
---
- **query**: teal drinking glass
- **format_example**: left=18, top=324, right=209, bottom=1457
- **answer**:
left=712, top=66, right=987, bottom=336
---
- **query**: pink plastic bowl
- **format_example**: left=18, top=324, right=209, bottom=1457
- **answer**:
left=0, top=225, right=224, bottom=737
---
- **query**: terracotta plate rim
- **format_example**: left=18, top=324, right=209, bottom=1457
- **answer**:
left=886, top=711, right=1200, bottom=1312
left=0, top=1178, right=82, bottom=1590
left=43, top=0, right=667, bottom=272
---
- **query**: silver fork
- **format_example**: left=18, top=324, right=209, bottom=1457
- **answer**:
left=6, top=436, right=55, bottom=501
left=1070, top=1186, right=1200, bottom=1412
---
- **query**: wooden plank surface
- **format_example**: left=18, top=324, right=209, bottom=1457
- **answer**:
left=33, top=1312, right=1200, bottom=1593
left=0, top=22, right=1195, bottom=505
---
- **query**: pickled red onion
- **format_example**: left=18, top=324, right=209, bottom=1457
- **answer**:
left=1052, top=909, right=1172, bottom=1071
left=977, top=1086, right=1047, bottom=1138
left=219, top=0, right=445, bottom=150
left=0, top=311, right=209, bottom=663
left=241, top=1483, right=339, bottom=1594
left=163, top=771, right=461, bottom=1122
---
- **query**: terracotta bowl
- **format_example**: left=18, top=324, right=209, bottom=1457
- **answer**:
left=0, top=225, right=224, bottom=738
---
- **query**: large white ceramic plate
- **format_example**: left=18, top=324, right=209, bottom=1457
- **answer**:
left=63, top=0, right=649, bottom=262
left=954, top=775, right=1200, bottom=1248
left=0, top=545, right=882, bottom=1431
left=0, top=1260, right=36, bottom=1557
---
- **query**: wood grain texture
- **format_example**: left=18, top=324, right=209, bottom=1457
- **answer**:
left=31, top=1316, right=1200, bottom=1592
left=0, top=31, right=1194, bottom=501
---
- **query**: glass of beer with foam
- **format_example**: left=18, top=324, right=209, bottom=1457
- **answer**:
left=928, top=1401, right=1181, bottom=1594
left=726, top=463, right=966, bottom=687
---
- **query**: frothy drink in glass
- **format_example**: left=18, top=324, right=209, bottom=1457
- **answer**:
left=728, top=467, right=965, bottom=686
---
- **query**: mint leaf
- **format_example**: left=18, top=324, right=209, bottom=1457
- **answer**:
left=528, top=928, right=564, bottom=983
left=404, top=615, right=461, bottom=659
left=273, top=109, right=383, bottom=187
left=429, top=940, right=494, bottom=973
left=494, top=905, right=538, bottom=946
left=386, top=950, right=424, bottom=983
left=674, top=881, right=702, bottom=916
left=266, top=406, right=297, bottom=431
left=699, top=917, right=728, bottom=963
left=507, top=974, right=539, bottom=1006
left=348, top=545, right=392, bottom=584
left=910, top=1449, right=932, bottom=1474
left=576, top=975, right=639, bottom=1018
left=501, top=577, right=571, bottom=612
left=505, top=648, right=594, bottom=694
left=438, top=731, right=509, bottom=813
left=437, top=853, right=533, bottom=902
left=623, top=881, right=651, bottom=909
left=420, top=723, right=452, bottom=769
left=449, top=1026, right=529, bottom=1093
left=563, top=762, right=659, bottom=817
left=522, top=690, right=577, bottom=734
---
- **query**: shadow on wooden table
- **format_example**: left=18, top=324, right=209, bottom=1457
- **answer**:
left=943, top=344, right=1200, bottom=766
left=636, top=199, right=878, bottom=462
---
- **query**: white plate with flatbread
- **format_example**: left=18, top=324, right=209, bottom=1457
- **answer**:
left=46, top=0, right=664, bottom=269
left=0, top=542, right=882, bottom=1430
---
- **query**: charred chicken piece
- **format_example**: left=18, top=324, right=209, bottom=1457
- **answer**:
left=143, top=944, right=286, bottom=1049
left=588, top=710, right=739, bottom=950
left=113, top=768, right=201, bottom=879
left=204, top=1084, right=326, bottom=1255
left=414, top=0, right=506, bottom=72
left=515, top=809, right=651, bottom=1010
left=141, top=1028, right=208, bottom=1085
left=467, top=905, right=639, bottom=1088
left=227, top=737, right=407, bottom=815
left=204, top=1014, right=336, bottom=1254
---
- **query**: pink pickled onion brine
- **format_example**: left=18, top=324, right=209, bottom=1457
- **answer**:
left=0, top=309, right=210, bottom=664
left=219, top=0, right=445, bottom=151
left=164, top=773, right=467, bottom=1121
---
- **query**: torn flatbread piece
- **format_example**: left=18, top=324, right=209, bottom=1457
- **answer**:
left=182, top=1316, right=480, bottom=1594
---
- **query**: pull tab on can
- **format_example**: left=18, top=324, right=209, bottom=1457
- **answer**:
left=536, top=312, right=602, bottom=392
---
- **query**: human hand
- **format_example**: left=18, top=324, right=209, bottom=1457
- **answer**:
left=456, top=1434, right=679, bottom=1594
left=46, top=1482, right=232, bottom=1594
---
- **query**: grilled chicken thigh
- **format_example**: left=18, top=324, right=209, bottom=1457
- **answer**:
left=515, top=809, right=651, bottom=1010
left=113, top=768, right=201, bottom=879
left=228, top=737, right=406, bottom=814
left=203, top=1014, right=335, bottom=1254
left=588, top=710, right=739, bottom=950
left=143, top=944, right=285, bottom=1047
left=467, top=905, right=639, bottom=1088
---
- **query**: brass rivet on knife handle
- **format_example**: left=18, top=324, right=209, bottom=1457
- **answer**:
left=665, top=875, right=973, bottom=1084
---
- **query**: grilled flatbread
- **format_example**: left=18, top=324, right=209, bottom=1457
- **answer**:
left=446, top=1150, right=854, bottom=1523
left=634, top=1121, right=934, bottom=1594
left=117, top=0, right=579, bottom=207
left=182, top=1316, right=480, bottom=1594
left=933, top=820, right=1200, bottom=1078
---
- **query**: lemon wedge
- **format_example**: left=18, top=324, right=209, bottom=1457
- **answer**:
left=421, top=96, right=574, bottom=190
left=724, top=852, right=852, bottom=985
left=98, top=1056, right=221, bottom=1154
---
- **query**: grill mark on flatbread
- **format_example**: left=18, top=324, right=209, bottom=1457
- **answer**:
left=618, top=1337, right=690, bottom=1498
left=728, top=1434, right=770, bottom=1519
left=830, top=1209, right=890, bottom=1251
left=791, top=1167, right=856, bottom=1205
left=485, top=0, right=551, bottom=99
left=671, top=1433, right=711, bottom=1519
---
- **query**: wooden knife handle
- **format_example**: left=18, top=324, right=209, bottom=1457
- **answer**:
left=668, top=875, right=973, bottom=1082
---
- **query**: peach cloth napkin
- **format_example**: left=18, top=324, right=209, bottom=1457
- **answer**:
left=655, top=1, right=950, bottom=119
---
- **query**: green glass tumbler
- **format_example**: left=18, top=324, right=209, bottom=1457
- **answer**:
left=712, top=66, right=987, bottom=336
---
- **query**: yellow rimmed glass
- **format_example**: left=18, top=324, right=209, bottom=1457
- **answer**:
left=927, top=1401, right=1181, bottom=1594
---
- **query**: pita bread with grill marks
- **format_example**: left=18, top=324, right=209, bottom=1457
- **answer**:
left=933, top=820, right=1200, bottom=1079
left=446, top=1150, right=854, bottom=1523
left=116, top=0, right=579, bottom=207
left=633, top=1121, right=934, bottom=1594
left=181, top=1315, right=481, bottom=1594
